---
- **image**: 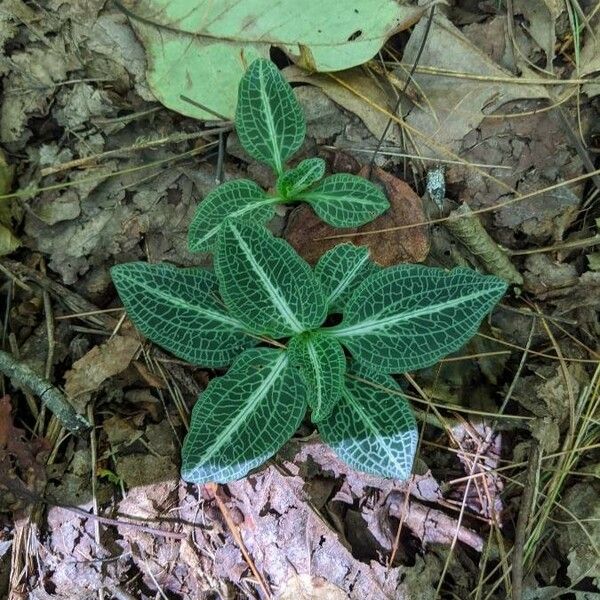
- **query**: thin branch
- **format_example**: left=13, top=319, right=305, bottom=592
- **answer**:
left=511, top=441, right=541, bottom=600
left=0, top=349, right=89, bottom=433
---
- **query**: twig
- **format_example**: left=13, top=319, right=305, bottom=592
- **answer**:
left=205, top=483, right=273, bottom=599
left=511, top=440, right=541, bottom=600
left=2, top=259, right=118, bottom=330
left=1, top=477, right=186, bottom=540
left=367, top=4, right=436, bottom=176
left=180, top=94, right=230, bottom=122
left=0, top=349, right=89, bottom=433
left=39, top=131, right=226, bottom=176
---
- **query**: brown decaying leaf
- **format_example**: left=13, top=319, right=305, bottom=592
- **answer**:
left=0, top=396, right=49, bottom=511
left=285, top=166, right=430, bottom=266
left=64, top=335, right=141, bottom=406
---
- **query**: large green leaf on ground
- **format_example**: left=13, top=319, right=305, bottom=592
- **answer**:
left=188, top=179, right=275, bottom=253
left=314, top=244, right=379, bottom=313
left=277, top=158, right=325, bottom=199
left=328, top=265, right=508, bottom=373
left=288, top=332, right=346, bottom=422
left=236, top=59, right=305, bottom=174
left=300, top=174, right=389, bottom=227
left=111, top=263, right=256, bottom=367
left=216, top=222, right=327, bottom=337
left=319, top=366, right=417, bottom=479
left=119, top=0, right=423, bottom=120
left=181, top=349, right=307, bottom=483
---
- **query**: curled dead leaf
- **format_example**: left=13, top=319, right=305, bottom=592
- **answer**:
left=64, top=335, right=141, bottom=411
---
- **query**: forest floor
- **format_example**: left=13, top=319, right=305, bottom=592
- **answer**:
left=0, top=1, right=599, bottom=599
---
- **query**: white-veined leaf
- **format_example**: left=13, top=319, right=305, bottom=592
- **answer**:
left=300, top=173, right=389, bottom=227
left=314, top=244, right=379, bottom=313
left=277, top=158, right=325, bottom=199
left=111, top=263, right=255, bottom=367
left=216, top=222, right=327, bottom=337
left=288, top=332, right=345, bottom=422
left=319, top=366, right=417, bottom=479
left=329, top=265, right=508, bottom=372
left=188, top=179, right=276, bottom=252
left=181, top=348, right=307, bottom=483
left=236, top=58, right=305, bottom=174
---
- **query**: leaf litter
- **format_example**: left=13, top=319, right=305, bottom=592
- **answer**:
left=0, top=0, right=599, bottom=598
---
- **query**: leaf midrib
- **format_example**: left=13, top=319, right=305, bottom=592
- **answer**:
left=195, top=196, right=278, bottom=248
left=194, top=352, right=288, bottom=466
left=307, top=340, right=323, bottom=417
left=130, top=280, right=244, bottom=330
left=229, top=223, right=304, bottom=333
left=330, top=288, right=497, bottom=338
left=257, top=60, right=282, bottom=173
left=302, top=190, right=382, bottom=208
left=327, top=251, right=370, bottom=306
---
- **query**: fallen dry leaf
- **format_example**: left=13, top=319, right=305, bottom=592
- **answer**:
left=64, top=335, right=140, bottom=410
left=278, top=574, right=347, bottom=600
left=402, top=13, right=548, bottom=155
left=0, top=396, right=49, bottom=512
left=285, top=166, right=430, bottom=265
left=286, top=65, right=401, bottom=145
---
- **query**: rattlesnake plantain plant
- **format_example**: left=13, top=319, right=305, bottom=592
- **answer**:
left=111, top=58, right=508, bottom=484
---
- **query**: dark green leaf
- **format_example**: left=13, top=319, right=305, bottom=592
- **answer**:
left=314, top=243, right=379, bottom=312
left=236, top=58, right=305, bottom=174
left=288, top=332, right=345, bottom=421
left=329, top=266, right=508, bottom=372
left=300, top=174, right=389, bottom=227
left=182, top=348, right=307, bottom=483
left=111, top=262, right=255, bottom=367
left=188, top=179, right=275, bottom=252
left=320, top=367, right=417, bottom=479
left=277, top=158, right=325, bottom=199
left=216, top=222, right=327, bottom=337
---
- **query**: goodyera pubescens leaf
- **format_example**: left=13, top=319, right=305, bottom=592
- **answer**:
left=188, top=179, right=275, bottom=253
left=288, top=332, right=346, bottom=422
left=320, top=364, right=418, bottom=480
left=181, top=349, right=307, bottom=483
left=215, top=221, right=327, bottom=337
left=111, top=262, right=255, bottom=367
left=328, top=265, right=508, bottom=373
left=236, top=58, right=305, bottom=174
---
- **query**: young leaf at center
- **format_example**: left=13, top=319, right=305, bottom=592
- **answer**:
left=300, top=173, right=389, bottom=227
left=216, top=222, right=327, bottom=337
left=277, top=157, right=325, bottom=199
left=288, top=332, right=346, bottom=422
left=188, top=179, right=276, bottom=252
left=182, top=348, right=307, bottom=483
left=236, top=58, right=305, bottom=174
